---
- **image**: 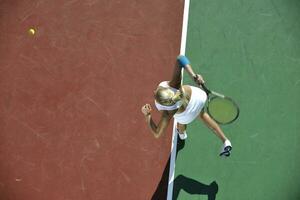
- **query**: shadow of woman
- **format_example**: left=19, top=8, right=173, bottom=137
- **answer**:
left=151, top=139, right=219, bottom=200
left=173, top=175, right=218, bottom=200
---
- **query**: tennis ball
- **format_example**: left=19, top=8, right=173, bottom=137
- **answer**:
left=28, top=28, right=36, bottom=35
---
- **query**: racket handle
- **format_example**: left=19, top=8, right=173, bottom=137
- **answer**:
left=200, top=83, right=225, bottom=98
left=200, top=83, right=211, bottom=95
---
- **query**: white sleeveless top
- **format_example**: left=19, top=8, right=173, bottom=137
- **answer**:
left=173, top=86, right=207, bottom=124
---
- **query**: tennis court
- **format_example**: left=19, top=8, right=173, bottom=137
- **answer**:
left=1, top=0, right=300, bottom=200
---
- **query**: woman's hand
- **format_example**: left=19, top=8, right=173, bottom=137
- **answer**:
left=193, top=74, right=205, bottom=85
left=141, top=104, right=152, bottom=116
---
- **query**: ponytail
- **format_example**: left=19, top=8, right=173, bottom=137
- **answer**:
left=171, top=91, right=182, bottom=103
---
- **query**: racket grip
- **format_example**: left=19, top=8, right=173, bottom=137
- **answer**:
left=200, top=83, right=211, bottom=95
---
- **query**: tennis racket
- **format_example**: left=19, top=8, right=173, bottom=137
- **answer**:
left=200, top=83, right=239, bottom=125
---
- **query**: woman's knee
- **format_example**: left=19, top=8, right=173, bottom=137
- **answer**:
left=199, top=111, right=206, bottom=120
left=177, top=123, right=186, bottom=131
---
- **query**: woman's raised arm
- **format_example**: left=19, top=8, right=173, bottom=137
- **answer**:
left=169, top=55, right=205, bottom=88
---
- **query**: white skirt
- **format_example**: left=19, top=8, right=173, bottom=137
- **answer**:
left=174, top=86, right=207, bottom=124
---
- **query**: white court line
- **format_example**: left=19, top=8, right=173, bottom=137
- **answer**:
left=166, top=0, right=190, bottom=199
left=179, top=0, right=190, bottom=57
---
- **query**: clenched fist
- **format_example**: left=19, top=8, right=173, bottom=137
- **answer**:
left=193, top=74, right=205, bottom=85
left=141, top=104, right=152, bottom=116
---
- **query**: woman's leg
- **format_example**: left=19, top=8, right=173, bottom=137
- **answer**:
left=177, top=123, right=187, bottom=140
left=177, top=123, right=187, bottom=134
left=199, top=111, right=228, bottom=143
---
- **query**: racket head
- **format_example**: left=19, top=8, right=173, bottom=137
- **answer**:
left=206, top=96, right=239, bottom=125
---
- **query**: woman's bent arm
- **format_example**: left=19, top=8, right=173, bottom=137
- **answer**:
left=144, top=111, right=173, bottom=138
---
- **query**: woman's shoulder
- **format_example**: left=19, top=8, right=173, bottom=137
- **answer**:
left=181, top=85, right=191, bottom=94
left=181, top=84, right=191, bottom=88
left=180, top=85, right=192, bottom=103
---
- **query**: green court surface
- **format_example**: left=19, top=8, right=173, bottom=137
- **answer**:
left=174, top=0, right=300, bottom=199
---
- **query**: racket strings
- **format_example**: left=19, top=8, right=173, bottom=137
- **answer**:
left=207, top=97, right=239, bottom=124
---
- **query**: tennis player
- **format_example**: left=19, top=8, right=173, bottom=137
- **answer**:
left=141, top=56, right=232, bottom=157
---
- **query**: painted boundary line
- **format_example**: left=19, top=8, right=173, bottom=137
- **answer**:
left=166, top=0, right=190, bottom=199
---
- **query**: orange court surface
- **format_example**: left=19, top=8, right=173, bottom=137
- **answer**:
left=0, top=0, right=184, bottom=199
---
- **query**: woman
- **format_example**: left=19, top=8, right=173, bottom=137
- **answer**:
left=141, top=55, right=232, bottom=157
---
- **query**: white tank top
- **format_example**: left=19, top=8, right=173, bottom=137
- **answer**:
left=173, top=86, right=207, bottom=124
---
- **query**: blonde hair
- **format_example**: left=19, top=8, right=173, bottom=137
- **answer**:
left=154, top=87, right=183, bottom=106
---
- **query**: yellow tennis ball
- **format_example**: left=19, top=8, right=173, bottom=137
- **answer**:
left=28, top=28, right=36, bottom=35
